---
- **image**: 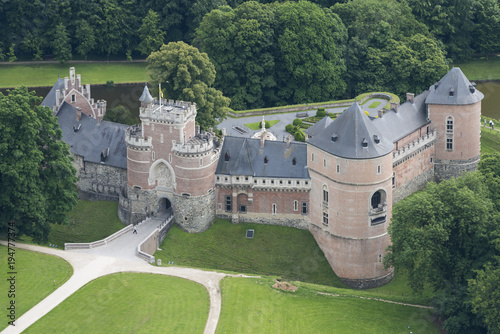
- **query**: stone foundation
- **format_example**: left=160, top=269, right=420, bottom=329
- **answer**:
left=340, top=270, right=394, bottom=289
left=217, top=212, right=309, bottom=230
left=173, top=192, right=215, bottom=233
left=393, top=168, right=435, bottom=204
left=434, top=155, right=480, bottom=181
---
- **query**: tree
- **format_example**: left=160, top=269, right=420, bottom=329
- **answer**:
left=103, top=105, right=137, bottom=125
left=147, top=41, right=231, bottom=129
left=137, top=10, right=165, bottom=56
left=52, top=23, right=72, bottom=63
left=0, top=87, right=77, bottom=243
left=76, top=20, right=96, bottom=61
left=386, top=172, right=499, bottom=333
left=275, top=1, right=347, bottom=104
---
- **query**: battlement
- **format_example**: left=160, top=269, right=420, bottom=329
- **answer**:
left=393, top=129, right=436, bottom=165
left=140, top=99, right=196, bottom=124
left=125, top=125, right=152, bottom=150
left=173, top=132, right=221, bottom=156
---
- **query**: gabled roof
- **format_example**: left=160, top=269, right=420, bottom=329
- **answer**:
left=372, top=91, right=430, bottom=142
left=308, top=102, right=393, bottom=159
left=41, top=78, right=64, bottom=109
left=426, top=67, right=484, bottom=105
left=304, top=116, right=333, bottom=137
left=56, top=102, right=128, bottom=169
left=216, top=136, right=309, bottom=179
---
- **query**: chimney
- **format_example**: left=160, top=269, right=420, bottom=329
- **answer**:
left=260, top=135, right=265, bottom=149
left=76, top=107, right=82, bottom=121
left=286, top=135, right=292, bottom=148
left=378, top=109, right=383, bottom=118
left=76, top=74, right=81, bottom=88
left=195, top=125, right=200, bottom=136
left=391, top=102, right=398, bottom=113
left=55, top=89, right=61, bottom=108
left=86, top=84, right=91, bottom=99
left=406, top=93, right=414, bottom=104
left=70, top=67, right=76, bottom=85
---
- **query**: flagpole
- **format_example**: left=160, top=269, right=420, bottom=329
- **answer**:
left=159, top=83, right=162, bottom=106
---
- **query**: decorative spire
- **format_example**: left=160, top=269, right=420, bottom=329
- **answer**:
left=139, top=84, right=154, bottom=104
left=261, top=116, right=266, bottom=131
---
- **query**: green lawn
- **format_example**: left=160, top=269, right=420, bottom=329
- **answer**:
left=0, top=62, right=148, bottom=88
left=18, top=200, right=126, bottom=247
left=481, top=126, right=500, bottom=154
left=217, top=277, right=439, bottom=334
left=24, top=273, right=209, bottom=334
left=368, top=101, right=381, bottom=108
left=244, top=119, right=280, bottom=130
left=0, top=246, right=73, bottom=331
left=454, top=56, right=500, bottom=80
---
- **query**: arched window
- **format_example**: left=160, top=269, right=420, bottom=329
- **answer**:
left=322, top=185, right=328, bottom=203
left=371, top=191, right=381, bottom=209
left=446, top=116, right=454, bottom=132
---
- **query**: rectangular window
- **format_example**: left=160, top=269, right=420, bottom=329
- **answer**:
left=323, top=159, right=327, bottom=167
left=323, top=212, right=329, bottom=226
left=302, top=202, right=307, bottom=214
left=323, top=189, right=329, bottom=203
left=446, top=138, right=453, bottom=151
left=336, top=164, right=340, bottom=173
left=240, top=205, right=246, bottom=213
left=226, top=196, right=231, bottom=212
left=169, top=153, right=172, bottom=163
left=294, top=200, right=298, bottom=211
left=377, top=165, right=381, bottom=174
left=392, top=172, right=395, bottom=188
left=312, top=153, right=315, bottom=162
left=272, top=204, right=277, bottom=215
left=71, top=94, right=75, bottom=102
left=200, top=159, right=203, bottom=166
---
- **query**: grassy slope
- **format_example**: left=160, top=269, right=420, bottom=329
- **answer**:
left=217, top=277, right=439, bottom=334
left=18, top=200, right=125, bottom=247
left=454, top=56, right=500, bottom=80
left=24, top=273, right=209, bottom=334
left=481, top=126, right=500, bottom=154
left=0, top=246, right=73, bottom=330
left=156, top=219, right=432, bottom=305
left=0, top=62, right=148, bottom=88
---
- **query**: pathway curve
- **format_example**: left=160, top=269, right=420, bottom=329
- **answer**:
left=0, top=223, right=255, bottom=334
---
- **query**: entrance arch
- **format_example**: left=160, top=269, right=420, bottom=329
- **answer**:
left=158, top=197, right=172, bottom=213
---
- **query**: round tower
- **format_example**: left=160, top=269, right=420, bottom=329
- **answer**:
left=427, top=67, right=483, bottom=180
left=307, top=102, right=394, bottom=289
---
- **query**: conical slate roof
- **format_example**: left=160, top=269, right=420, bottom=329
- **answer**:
left=308, top=102, right=393, bottom=159
left=426, top=67, right=483, bottom=105
left=304, top=115, right=333, bottom=138
left=139, top=85, right=154, bottom=104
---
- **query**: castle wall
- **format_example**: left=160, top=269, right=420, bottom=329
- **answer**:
left=394, top=124, right=430, bottom=150
left=73, top=154, right=127, bottom=202
left=215, top=186, right=309, bottom=229
left=434, top=156, right=480, bottom=181
left=173, top=192, right=215, bottom=233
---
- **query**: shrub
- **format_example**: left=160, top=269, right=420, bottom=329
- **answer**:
left=265, top=120, right=271, bottom=129
left=285, top=124, right=294, bottom=133
left=294, top=131, right=305, bottom=142
left=106, top=80, right=115, bottom=87
left=316, top=108, right=326, bottom=118
left=293, top=118, right=302, bottom=126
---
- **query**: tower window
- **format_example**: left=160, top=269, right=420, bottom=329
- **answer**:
left=200, top=158, right=203, bottom=166
left=336, top=164, right=340, bottom=173
left=294, top=200, right=298, bottom=211
left=371, top=191, right=381, bottom=209
left=322, top=212, right=329, bottom=226
left=446, top=138, right=453, bottom=151
left=161, top=134, right=164, bottom=143
left=169, top=153, right=172, bottom=163
left=311, top=153, right=315, bottom=162
left=322, top=185, right=329, bottom=203
left=323, top=159, right=327, bottom=167
left=446, top=116, right=454, bottom=132
left=226, top=196, right=232, bottom=212
left=377, top=165, right=381, bottom=174
left=392, top=172, right=395, bottom=188
left=302, top=202, right=308, bottom=214
left=272, top=204, right=277, bottom=215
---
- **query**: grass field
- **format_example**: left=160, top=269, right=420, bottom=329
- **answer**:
left=17, top=200, right=125, bottom=247
left=216, top=277, right=439, bottom=334
left=0, top=62, right=148, bottom=88
left=0, top=246, right=73, bottom=331
left=454, top=56, right=500, bottom=80
left=481, top=126, right=500, bottom=154
left=24, top=273, right=209, bottom=334
left=156, top=219, right=432, bottom=305
left=368, top=101, right=381, bottom=108
left=244, top=119, right=280, bottom=130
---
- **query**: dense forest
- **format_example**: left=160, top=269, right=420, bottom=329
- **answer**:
left=1, top=0, right=499, bottom=109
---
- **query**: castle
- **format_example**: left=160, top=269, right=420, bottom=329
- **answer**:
left=43, top=67, right=483, bottom=288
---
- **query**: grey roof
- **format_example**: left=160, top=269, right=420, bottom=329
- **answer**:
left=41, top=78, right=64, bottom=109
left=372, top=91, right=430, bottom=142
left=216, top=136, right=310, bottom=179
left=308, top=102, right=393, bottom=159
left=304, top=116, right=333, bottom=137
left=56, top=102, right=128, bottom=169
left=139, top=85, right=154, bottom=104
left=426, top=67, right=484, bottom=105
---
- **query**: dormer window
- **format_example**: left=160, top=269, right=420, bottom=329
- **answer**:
left=373, top=135, right=380, bottom=144
left=362, top=138, right=368, bottom=148
left=292, top=157, right=296, bottom=165
left=264, top=156, right=268, bottom=164
left=224, top=151, right=230, bottom=162
left=331, top=133, right=338, bottom=142
left=449, top=87, right=455, bottom=97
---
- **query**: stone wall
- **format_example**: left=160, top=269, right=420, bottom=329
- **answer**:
left=139, top=230, right=159, bottom=256
left=217, top=212, right=309, bottom=229
left=74, top=155, right=127, bottom=201
left=434, top=156, right=480, bottom=181
left=173, top=192, right=215, bottom=233
left=119, top=186, right=159, bottom=225
left=393, top=168, right=435, bottom=204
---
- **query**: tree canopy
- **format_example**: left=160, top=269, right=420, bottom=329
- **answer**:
left=0, top=87, right=78, bottom=243
left=147, top=41, right=231, bottom=129
left=386, top=169, right=500, bottom=333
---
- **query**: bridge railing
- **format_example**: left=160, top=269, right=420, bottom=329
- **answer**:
left=65, top=224, right=133, bottom=250
left=136, top=210, right=174, bottom=263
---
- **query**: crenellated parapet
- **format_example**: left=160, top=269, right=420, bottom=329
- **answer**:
left=125, top=125, right=152, bottom=150
left=392, top=129, right=436, bottom=166
left=173, top=132, right=222, bottom=157
left=140, top=99, right=197, bottom=124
